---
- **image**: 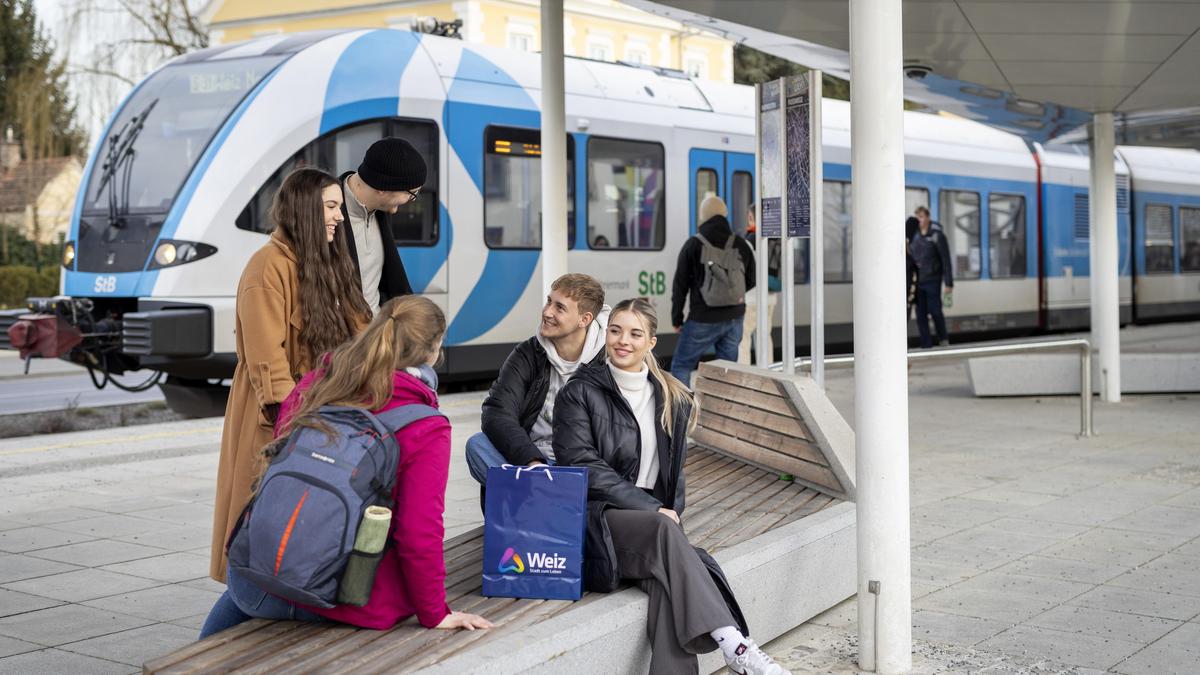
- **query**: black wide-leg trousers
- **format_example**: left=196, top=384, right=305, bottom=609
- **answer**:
left=604, top=509, right=737, bottom=675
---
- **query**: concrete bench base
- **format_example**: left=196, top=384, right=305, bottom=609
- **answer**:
left=426, top=502, right=857, bottom=674
left=967, top=352, right=1200, bottom=396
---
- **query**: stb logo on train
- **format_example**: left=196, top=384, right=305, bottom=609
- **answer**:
left=498, top=546, right=568, bottom=575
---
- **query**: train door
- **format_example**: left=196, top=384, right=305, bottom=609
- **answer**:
left=688, top=149, right=755, bottom=233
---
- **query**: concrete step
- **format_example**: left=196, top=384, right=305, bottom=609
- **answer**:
left=967, top=352, right=1200, bottom=396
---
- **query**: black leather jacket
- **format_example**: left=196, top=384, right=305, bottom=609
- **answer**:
left=480, top=337, right=605, bottom=467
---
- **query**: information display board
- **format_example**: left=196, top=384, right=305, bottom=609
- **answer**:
left=785, top=75, right=811, bottom=238
left=758, top=79, right=783, bottom=237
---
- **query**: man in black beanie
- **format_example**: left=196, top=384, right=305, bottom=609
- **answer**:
left=339, top=137, right=427, bottom=313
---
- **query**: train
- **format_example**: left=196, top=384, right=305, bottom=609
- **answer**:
left=1, top=29, right=1197, bottom=416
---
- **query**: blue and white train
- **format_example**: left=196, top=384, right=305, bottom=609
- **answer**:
left=3, top=30, right=1198, bottom=414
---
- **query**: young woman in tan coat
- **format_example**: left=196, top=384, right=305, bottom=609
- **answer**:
left=209, top=168, right=372, bottom=582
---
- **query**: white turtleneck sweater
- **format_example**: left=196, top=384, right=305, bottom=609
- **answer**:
left=607, top=362, right=659, bottom=490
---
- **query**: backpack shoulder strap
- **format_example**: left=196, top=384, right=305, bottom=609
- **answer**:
left=695, top=233, right=712, bottom=248
left=374, top=404, right=445, bottom=433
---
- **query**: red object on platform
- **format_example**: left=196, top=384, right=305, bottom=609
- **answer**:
left=7, top=314, right=83, bottom=359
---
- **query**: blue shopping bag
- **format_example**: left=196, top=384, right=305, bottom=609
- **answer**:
left=482, top=464, right=588, bottom=601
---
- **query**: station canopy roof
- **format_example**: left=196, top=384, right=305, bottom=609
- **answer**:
left=623, top=0, right=1200, bottom=148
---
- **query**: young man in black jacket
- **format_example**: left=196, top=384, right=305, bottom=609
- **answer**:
left=465, top=274, right=610, bottom=484
left=338, top=137, right=424, bottom=314
left=909, top=206, right=954, bottom=347
left=670, top=195, right=756, bottom=386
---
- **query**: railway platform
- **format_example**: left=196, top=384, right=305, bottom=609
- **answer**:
left=0, top=322, right=1197, bottom=673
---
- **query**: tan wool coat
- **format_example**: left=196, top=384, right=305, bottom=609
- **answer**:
left=209, top=232, right=313, bottom=582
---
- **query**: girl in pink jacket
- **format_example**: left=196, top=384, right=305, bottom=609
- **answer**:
left=200, top=296, right=490, bottom=637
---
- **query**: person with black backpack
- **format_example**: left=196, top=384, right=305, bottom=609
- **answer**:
left=199, top=296, right=492, bottom=637
left=670, top=195, right=756, bottom=387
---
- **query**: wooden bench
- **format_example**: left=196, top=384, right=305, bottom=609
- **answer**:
left=148, top=362, right=858, bottom=673
left=146, top=447, right=848, bottom=674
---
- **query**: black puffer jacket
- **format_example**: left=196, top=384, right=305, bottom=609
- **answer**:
left=552, top=363, right=751, bottom=637
left=480, top=337, right=605, bottom=467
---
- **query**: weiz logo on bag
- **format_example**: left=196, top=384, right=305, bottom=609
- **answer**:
left=497, top=546, right=570, bottom=575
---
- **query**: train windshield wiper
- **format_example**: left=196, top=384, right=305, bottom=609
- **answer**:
left=94, top=98, right=158, bottom=228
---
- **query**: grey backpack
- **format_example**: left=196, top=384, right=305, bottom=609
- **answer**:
left=696, top=233, right=747, bottom=308
left=226, top=404, right=443, bottom=608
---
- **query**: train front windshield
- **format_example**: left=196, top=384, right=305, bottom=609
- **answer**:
left=75, top=55, right=283, bottom=272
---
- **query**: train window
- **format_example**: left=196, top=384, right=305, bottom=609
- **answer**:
left=823, top=180, right=852, bottom=282
left=694, top=169, right=718, bottom=231
left=940, top=190, right=981, bottom=280
left=1144, top=204, right=1175, bottom=274
left=1181, top=206, right=1200, bottom=272
left=731, top=171, right=753, bottom=234
left=483, top=126, right=575, bottom=249
left=988, top=194, right=1026, bottom=278
left=905, top=187, right=929, bottom=217
left=588, top=137, right=665, bottom=250
left=237, top=118, right=439, bottom=246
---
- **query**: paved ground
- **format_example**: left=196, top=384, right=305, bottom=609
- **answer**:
left=0, top=322, right=1196, bottom=673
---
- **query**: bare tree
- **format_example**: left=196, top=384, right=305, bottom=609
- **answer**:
left=61, top=0, right=209, bottom=133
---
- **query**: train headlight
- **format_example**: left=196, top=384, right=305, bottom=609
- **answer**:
left=149, top=239, right=218, bottom=270
left=155, top=242, right=177, bottom=266
left=62, top=241, right=75, bottom=268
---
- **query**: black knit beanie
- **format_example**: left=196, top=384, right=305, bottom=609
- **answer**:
left=357, top=137, right=427, bottom=192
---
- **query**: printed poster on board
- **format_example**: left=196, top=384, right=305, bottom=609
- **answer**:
left=759, top=79, right=783, bottom=237
left=785, top=74, right=811, bottom=238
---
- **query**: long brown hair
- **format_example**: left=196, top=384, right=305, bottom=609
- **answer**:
left=610, top=298, right=697, bottom=433
left=280, top=296, right=447, bottom=436
left=270, top=168, right=371, bottom=365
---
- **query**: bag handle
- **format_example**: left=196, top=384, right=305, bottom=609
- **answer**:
left=500, top=463, right=555, bottom=481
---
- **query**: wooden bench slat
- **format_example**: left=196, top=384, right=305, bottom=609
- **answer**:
left=689, top=476, right=797, bottom=548
left=693, top=428, right=844, bottom=496
left=696, top=365, right=786, bottom=397
left=143, top=618, right=274, bottom=673
left=161, top=620, right=311, bottom=674
left=694, top=376, right=795, bottom=418
left=190, top=622, right=330, bottom=673
left=698, top=410, right=827, bottom=466
left=236, top=624, right=364, bottom=675
left=699, top=396, right=810, bottom=439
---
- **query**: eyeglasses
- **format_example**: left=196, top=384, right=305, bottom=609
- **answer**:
left=405, top=187, right=421, bottom=202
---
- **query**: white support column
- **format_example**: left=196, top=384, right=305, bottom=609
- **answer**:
left=850, top=0, right=912, bottom=672
left=810, top=70, right=825, bottom=389
left=1089, top=113, right=1121, bottom=403
left=540, top=0, right=568, bottom=295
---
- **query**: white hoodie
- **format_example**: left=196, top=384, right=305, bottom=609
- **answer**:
left=529, top=304, right=611, bottom=461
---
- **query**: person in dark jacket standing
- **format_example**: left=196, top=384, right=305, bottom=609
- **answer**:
left=339, top=137, right=426, bottom=314
left=670, top=196, right=756, bottom=386
left=909, top=206, right=954, bottom=347
left=554, top=298, right=788, bottom=675
left=465, top=274, right=610, bottom=484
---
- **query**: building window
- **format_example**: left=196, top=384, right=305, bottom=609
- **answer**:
left=588, top=137, right=665, bottom=250
left=823, top=180, right=852, bottom=282
left=507, top=23, right=534, bottom=52
left=694, top=169, right=717, bottom=230
left=1144, top=203, right=1175, bottom=274
left=940, top=189, right=981, bottom=279
left=1181, top=206, right=1200, bottom=272
left=625, top=43, right=650, bottom=65
left=988, top=193, right=1026, bottom=278
left=483, top=126, right=574, bottom=249
left=684, top=52, right=707, bottom=79
left=236, top=117, right=439, bottom=246
left=587, top=36, right=613, bottom=62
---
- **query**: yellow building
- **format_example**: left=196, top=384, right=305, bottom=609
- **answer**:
left=0, top=142, right=83, bottom=246
left=199, top=0, right=733, bottom=82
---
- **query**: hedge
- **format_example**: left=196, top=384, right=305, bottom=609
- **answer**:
left=0, top=266, right=60, bottom=309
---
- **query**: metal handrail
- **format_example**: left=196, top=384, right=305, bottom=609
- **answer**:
left=768, top=337, right=1094, bottom=437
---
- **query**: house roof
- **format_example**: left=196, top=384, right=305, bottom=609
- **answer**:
left=0, top=157, right=77, bottom=212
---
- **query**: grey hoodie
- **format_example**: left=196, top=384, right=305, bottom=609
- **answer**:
left=529, top=304, right=611, bottom=461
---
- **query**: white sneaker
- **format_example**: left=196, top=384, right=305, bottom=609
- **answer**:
left=726, top=639, right=790, bottom=675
